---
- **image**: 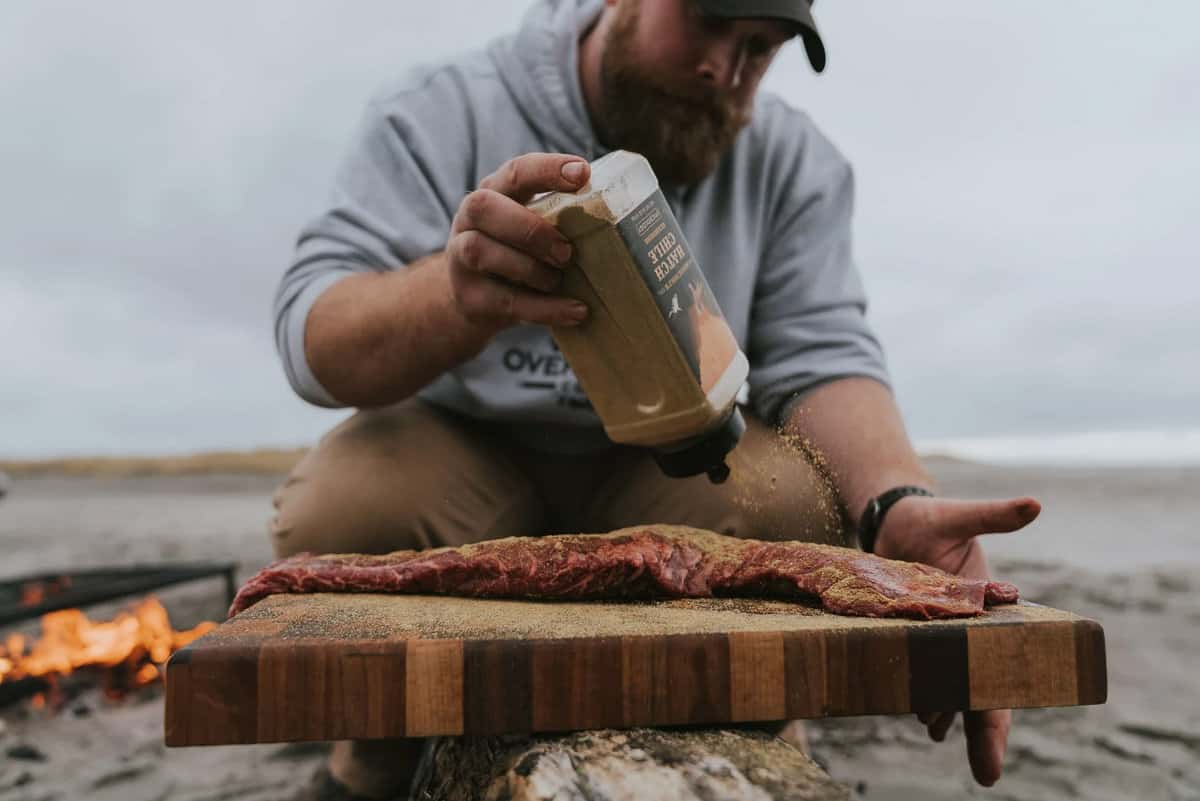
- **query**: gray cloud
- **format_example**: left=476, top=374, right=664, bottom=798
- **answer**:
left=1, top=0, right=1197, bottom=456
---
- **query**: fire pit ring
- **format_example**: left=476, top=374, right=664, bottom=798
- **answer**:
left=0, top=562, right=237, bottom=627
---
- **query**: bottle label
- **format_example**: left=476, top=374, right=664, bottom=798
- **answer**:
left=616, top=189, right=740, bottom=394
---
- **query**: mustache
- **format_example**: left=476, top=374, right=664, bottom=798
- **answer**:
left=607, top=67, right=749, bottom=128
left=597, top=43, right=754, bottom=184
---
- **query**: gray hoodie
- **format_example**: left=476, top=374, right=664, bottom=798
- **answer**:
left=274, top=0, right=889, bottom=452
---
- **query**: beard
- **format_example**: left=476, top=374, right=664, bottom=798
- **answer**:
left=598, top=5, right=752, bottom=186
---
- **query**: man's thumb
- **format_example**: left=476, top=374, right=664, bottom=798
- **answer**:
left=938, top=497, right=1040, bottom=539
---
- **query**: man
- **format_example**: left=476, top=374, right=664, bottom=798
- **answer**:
left=272, top=0, right=1040, bottom=797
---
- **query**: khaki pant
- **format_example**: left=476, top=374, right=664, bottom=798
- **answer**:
left=269, top=398, right=841, bottom=798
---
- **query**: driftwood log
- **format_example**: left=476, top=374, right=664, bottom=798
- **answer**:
left=411, top=727, right=850, bottom=801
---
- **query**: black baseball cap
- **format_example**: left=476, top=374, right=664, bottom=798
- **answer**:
left=693, top=0, right=827, bottom=73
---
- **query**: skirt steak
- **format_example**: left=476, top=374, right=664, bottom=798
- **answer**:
left=231, top=526, right=1018, bottom=620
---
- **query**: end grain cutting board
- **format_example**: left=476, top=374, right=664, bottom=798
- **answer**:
left=164, top=594, right=1106, bottom=746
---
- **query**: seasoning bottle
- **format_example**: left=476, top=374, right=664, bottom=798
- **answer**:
left=527, top=150, right=748, bottom=483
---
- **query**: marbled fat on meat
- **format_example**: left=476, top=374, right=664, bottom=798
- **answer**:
left=230, top=526, right=1019, bottom=620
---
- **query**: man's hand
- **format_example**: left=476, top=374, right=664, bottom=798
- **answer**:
left=305, top=152, right=594, bottom=407
left=873, top=494, right=1041, bottom=787
left=448, top=152, right=592, bottom=330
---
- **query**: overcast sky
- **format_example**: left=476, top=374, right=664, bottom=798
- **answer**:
left=1, top=1, right=1197, bottom=458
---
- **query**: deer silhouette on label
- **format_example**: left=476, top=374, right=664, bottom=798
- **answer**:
left=684, top=280, right=739, bottom=394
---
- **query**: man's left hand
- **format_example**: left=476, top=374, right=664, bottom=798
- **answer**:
left=872, top=494, right=1041, bottom=787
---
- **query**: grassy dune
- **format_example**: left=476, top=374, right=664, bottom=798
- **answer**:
left=0, top=448, right=308, bottom=478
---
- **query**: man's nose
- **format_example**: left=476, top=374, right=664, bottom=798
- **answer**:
left=696, top=38, right=746, bottom=91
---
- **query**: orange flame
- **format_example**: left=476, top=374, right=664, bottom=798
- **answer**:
left=0, top=597, right=215, bottom=693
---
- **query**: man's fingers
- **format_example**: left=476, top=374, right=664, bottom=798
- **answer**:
left=449, top=230, right=564, bottom=293
left=505, top=287, right=588, bottom=327
left=921, top=708, right=1010, bottom=786
left=454, top=189, right=573, bottom=268
left=965, top=709, right=1011, bottom=787
left=916, top=709, right=946, bottom=729
left=455, top=273, right=587, bottom=328
left=928, top=710, right=956, bottom=742
left=479, top=153, right=590, bottom=204
left=449, top=153, right=591, bottom=332
left=936, top=497, right=1041, bottom=541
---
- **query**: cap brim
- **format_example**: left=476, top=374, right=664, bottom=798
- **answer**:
left=694, top=0, right=826, bottom=73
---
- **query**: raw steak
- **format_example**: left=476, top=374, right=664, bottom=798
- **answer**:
left=231, top=526, right=1018, bottom=620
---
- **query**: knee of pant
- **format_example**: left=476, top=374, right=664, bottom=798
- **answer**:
left=268, top=461, right=542, bottom=557
left=268, top=471, right=434, bottom=558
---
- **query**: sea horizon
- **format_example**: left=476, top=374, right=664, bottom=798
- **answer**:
left=2, top=426, right=1200, bottom=469
left=915, top=427, right=1200, bottom=467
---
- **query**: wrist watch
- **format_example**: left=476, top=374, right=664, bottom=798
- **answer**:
left=857, top=485, right=934, bottom=554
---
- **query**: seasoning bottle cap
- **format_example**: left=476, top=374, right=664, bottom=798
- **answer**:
left=651, top=408, right=746, bottom=484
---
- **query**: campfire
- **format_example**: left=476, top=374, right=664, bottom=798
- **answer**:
left=0, top=597, right=215, bottom=706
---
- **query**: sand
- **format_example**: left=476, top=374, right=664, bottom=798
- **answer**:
left=1, top=461, right=1198, bottom=801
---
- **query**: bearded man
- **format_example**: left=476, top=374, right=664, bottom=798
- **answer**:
left=271, top=1, right=1039, bottom=797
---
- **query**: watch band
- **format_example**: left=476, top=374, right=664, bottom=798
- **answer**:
left=857, top=485, right=935, bottom=553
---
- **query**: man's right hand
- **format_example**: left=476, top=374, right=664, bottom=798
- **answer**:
left=303, top=153, right=593, bottom=407
left=448, top=152, right=592, bottom=330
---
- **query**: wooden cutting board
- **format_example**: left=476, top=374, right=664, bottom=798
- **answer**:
left=164, top=593, right=1106, bottom=747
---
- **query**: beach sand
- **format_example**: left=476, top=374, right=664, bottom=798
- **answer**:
left=1, top=461, right=1197, bottom=801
